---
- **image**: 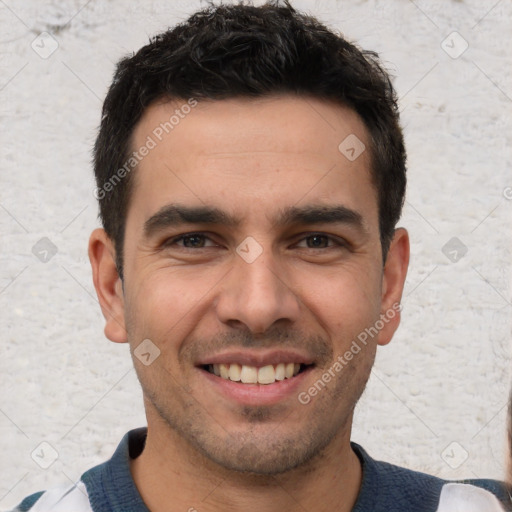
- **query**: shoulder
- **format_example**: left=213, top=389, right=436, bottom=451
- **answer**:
left=459, top=477, right=511, bottom=500
left=10, top=491, right=44, bottom=512
left=10, top=483, right=92, bottom=512
left=10, top=429, right=148, bottom=512
left=436, top=482, right=508, bottom=511
left=351, top=443, right=510, bottom=512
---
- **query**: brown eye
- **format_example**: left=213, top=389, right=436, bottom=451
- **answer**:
left=164, top=233, right=218, bottom=249
left=295, top=233, right=344, bottom=249
left=305, top=234, right=330, bottom=248
left=181, top=234, right=206, bottom=248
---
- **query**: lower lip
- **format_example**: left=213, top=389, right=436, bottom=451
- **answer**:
left=199, top=367, right=314, bottom=406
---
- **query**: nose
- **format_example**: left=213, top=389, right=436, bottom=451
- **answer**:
left=215, top=249, right=301, bottom=334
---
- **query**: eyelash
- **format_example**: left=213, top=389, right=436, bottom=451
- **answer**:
left=163, top=232, right=347, bottom=250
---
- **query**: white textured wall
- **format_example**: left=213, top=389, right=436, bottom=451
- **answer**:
left=1, top=0, right=511, bottom=508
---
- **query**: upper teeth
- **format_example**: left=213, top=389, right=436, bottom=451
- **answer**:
left=210, top=363, right=301, bottom=384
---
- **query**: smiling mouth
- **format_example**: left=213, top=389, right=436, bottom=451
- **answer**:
left=203, top=363, right=312, bottom=385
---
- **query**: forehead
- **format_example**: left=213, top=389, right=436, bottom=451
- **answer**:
left=135, top=95, right=369, bottom=158
left=128, top=95, right=376, bottom=227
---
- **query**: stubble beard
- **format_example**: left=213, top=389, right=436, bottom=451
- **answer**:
left=137, top=352, right=374, bottom=477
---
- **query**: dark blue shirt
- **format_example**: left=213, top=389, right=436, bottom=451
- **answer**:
left=15, top=428, right=511, bottom=511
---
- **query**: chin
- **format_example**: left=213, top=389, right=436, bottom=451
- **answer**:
left=181, top=420, right=340, bottom=477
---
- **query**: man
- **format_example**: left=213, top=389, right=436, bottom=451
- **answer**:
left=14, top=1, right=509, bottom=511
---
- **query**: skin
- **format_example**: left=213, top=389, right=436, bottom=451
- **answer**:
left=89, top=95, right=409, bottom=512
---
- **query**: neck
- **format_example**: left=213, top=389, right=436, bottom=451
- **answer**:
left=130, top=418, right=362, bottom=512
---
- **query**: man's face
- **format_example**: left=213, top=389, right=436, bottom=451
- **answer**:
left=102, top=95, right=406, bottom=475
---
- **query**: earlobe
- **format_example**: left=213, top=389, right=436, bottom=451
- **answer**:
left=377, top=228, right=410, bottom=346
left=88, top=228, right=128, bottom=343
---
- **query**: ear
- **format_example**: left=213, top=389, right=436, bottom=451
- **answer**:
left=377, top=228, right=410, bottom=346
left=88, top=228, right=127, bottom=343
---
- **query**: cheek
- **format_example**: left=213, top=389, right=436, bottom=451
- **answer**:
left=296, top=262, right=382, bottom=334
left=123, top=268, right=221, bottom=349
left=123, top=274, right=177, bottom=342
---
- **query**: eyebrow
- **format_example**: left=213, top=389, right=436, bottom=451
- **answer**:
left=275, top=205, right=365, bottom=231
left=143, top=203, right=366, bottom=238
left=144, top=204, right=238, bottom=238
